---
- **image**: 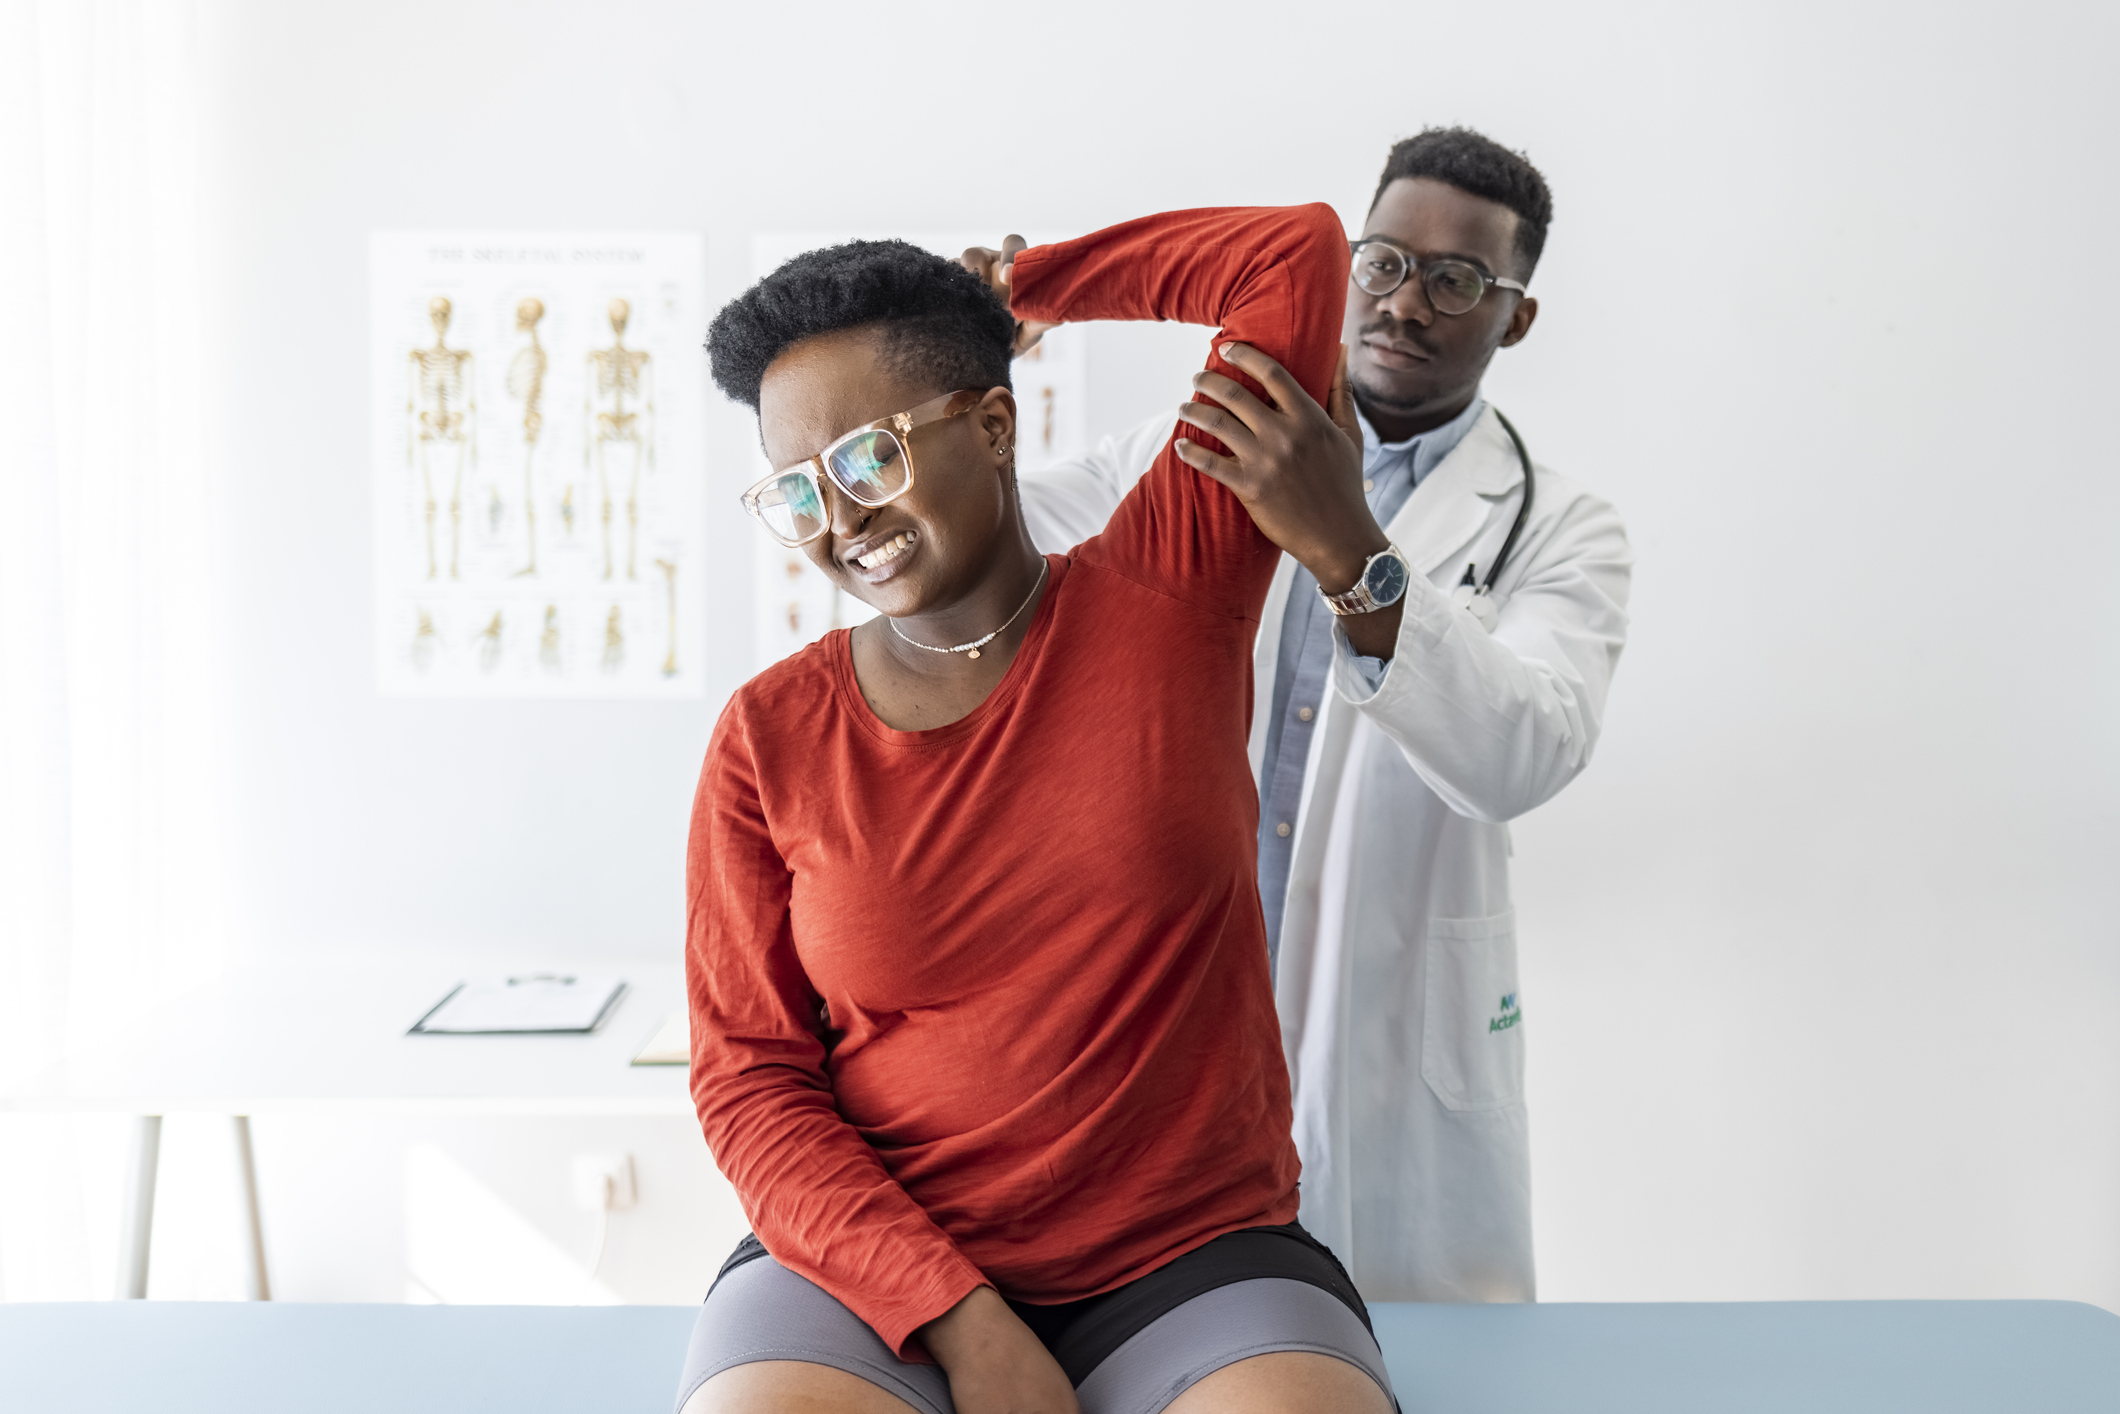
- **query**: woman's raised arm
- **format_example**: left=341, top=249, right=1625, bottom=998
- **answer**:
left=1005, top=204, right=1349, bottom=620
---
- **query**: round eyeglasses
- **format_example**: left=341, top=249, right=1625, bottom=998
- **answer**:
left=1349, top=240, right=1528, bottom=316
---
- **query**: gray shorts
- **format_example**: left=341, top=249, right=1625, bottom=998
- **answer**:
left=675, top=1227, right=1395, bottom=1414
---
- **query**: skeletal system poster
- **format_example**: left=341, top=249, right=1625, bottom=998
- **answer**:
left=370, top=232, right=706, bottom=697
left=747, top=232, right=1090, bottom=672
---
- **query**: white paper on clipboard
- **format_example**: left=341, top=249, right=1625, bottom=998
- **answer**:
left=409, top=974, right=627, bottom=1035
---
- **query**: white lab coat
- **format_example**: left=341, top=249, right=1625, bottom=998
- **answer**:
left=1020, top=406, right=1632, bottom=1302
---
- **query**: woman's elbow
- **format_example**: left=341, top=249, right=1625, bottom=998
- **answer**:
left=1287, top=203, right=1350, bottom=281
left=1291, top=201, right=1347, bottom=247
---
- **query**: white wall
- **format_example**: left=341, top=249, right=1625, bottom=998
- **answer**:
left=175, top=0, right=2118, bottom=1310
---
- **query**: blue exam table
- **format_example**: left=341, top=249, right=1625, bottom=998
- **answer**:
left=3, top=1297, right=2116, bottom=1412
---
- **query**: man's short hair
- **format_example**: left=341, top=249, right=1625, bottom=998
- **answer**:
left=1371, top=127, right=1554, bottom=278
left=706, top=239, right=1014, bottom=411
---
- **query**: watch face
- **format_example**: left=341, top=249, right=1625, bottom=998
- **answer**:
left=1363, top=549, right=1410, bottom=607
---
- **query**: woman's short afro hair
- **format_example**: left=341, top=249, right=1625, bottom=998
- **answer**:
left=706, top=239, right=1014, bottom=411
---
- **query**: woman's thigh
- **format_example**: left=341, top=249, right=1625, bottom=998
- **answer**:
left=1161, top=1352, right=1395, bottom=1414
left=681, top=1359, right=928, bottom=1414
left=674, top=1254, right=953, bottom=1414
left=1072, top=1277, right=1396, bottom=1414
left=675, top=1238, right=1394, bottom=1414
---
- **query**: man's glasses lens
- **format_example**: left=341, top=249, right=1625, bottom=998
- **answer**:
left=1351, top=242, right=1496, bottom=316
left=1352, top=243, right=1408, bottom=297
left=1423, top=261, right=1489, bottom=316
left=826, top=429, right=908, bottom=505
left=752, top=471, right=826, bottom=545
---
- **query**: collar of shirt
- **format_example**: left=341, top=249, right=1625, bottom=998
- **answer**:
left=1357, top=394, right=1489, bottom=514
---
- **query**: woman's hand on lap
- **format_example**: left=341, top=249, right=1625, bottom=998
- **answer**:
left=920, top=1286, right=1082, bottom=1414
left=960, top=237, right=1058, bottom=356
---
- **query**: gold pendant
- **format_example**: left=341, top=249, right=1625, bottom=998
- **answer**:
left=967, top=649, right=981, bottom=660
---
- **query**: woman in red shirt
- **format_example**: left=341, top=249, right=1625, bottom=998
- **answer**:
left=682, top=206, right=1397, bottom=1414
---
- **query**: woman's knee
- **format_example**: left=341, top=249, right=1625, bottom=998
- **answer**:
left=680, top=1359, right=932, bottom=1414
left=1161, top=1350, right=1393, bottom=1414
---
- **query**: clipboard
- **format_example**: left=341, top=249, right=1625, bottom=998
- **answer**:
left=408, top=974, right=627, bottom=1035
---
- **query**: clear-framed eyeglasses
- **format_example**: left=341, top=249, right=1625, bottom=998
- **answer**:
left=739, top=388, right=984, bottom=548
left=1348, top=239, right=1528, bottom=316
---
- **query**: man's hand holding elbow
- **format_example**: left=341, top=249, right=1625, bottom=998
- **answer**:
left=1176, top=342, right=1405, bottom=660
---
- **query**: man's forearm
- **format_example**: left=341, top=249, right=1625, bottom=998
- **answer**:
left=1334, top=600, right=1405, bottom=660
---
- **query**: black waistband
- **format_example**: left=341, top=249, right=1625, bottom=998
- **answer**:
left=1011, top=1221, right=1371, bottom=1386
left=709, top=1231, right=771, bottom=1297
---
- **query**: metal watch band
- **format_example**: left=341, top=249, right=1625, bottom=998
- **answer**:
left=1319, top=543, right=1409, bottom=617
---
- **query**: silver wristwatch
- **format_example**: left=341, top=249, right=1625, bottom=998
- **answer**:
left=1318, top=543, right=1411, bottom=616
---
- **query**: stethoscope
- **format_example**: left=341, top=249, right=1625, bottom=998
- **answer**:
left=1446, top=408, right=1535, bottom=632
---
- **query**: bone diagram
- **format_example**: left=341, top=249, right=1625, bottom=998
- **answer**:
left=383, top=267, right=690, bottom=693
left=407, top=296, right=476, bottom=580
left=505, top=296, right=549, bottom=576
left=586, top=298, right=654, bottom=581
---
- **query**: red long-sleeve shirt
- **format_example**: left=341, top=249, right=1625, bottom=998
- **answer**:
left=686, top=204, right=1349, bottom=1357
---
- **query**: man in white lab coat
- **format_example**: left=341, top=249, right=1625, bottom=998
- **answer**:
left=993, top=129, right=1632, bottom=1302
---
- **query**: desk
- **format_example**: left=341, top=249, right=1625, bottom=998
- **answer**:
left=2, top=1299, right=2115, bottom=1413
left=2, top=957, right=692, bottom=1297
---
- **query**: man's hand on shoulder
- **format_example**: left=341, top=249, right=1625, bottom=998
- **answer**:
left=920, top=1284, right=1081, bottom=1414
left=1175, top=343, right=1405, bottom=659
left=960, top=237, right=1058, bottom=357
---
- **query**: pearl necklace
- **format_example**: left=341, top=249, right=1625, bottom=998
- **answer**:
left=888, top=559, right=1049, bottom=661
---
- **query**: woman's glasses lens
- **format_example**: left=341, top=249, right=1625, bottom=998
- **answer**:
left=826, top=429, right=908, bottom=505
left=745, top=424, right=919, bottom=544
left=752, top=471, right=826, bottom=545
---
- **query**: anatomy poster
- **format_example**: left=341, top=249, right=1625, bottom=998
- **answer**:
left=370, top=232, right=706, bottom=697
left=747, top=231, right=1089, bottom=672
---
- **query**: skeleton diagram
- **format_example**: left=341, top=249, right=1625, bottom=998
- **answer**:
left=602, top=605, right=625, bottom=673
left=539, top=605, right=561, bottom=671
left=476, top=610, right=503, bottom=672
left=504, top=296, right=549, bottom=576
left=654, top=558, right=678, bottom=678
left=1019, top=341, right=1055, bottom=455
left=785, top=555, right=806, bottom=637
left=585, top=298, right=655, bottom=581
left=407, top=297, right=477, bottom=580
left=411, top=609, right=437, bottom=672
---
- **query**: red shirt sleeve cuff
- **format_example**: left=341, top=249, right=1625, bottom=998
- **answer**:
left=873, top=1259, right=991, bottom=1362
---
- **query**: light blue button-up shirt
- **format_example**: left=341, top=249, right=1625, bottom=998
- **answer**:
left=1255, top=397, right=1487, bottom=973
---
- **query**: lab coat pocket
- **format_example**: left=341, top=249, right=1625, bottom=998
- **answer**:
left=1420, top=911, right=1525, bottom=1112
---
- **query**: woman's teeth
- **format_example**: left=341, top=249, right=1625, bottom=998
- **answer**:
left=857, top=533, right=913, bottom=570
